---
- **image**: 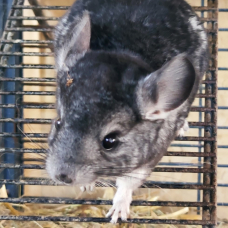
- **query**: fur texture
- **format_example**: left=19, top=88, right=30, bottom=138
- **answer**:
left=47, top=0, right=208, bottom=222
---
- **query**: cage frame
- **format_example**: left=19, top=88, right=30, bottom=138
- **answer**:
left=0, top=0, right=219, bottom=227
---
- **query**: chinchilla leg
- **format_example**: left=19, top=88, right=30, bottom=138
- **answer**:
left=106, top=179, right=132, bottom=223
left=106, top=168, right=150, bottom=223
left=177, top=119, right=189, bottom=137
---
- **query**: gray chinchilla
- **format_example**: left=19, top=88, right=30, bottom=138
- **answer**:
left=47, top=0, right=208, bottom=223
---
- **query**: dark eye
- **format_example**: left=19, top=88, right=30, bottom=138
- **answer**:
left=55, top=118, right=61, bottom=130
left=102, top=133, right=119, bottom=150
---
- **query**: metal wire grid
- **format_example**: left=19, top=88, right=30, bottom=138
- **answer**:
left=0, top=0, right=219, bottom=227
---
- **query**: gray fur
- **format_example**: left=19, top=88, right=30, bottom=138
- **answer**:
left=46, top=0, right=208, bottom=222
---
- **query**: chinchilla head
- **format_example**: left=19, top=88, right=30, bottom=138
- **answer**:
left=47, top=12, right=196, bottom=185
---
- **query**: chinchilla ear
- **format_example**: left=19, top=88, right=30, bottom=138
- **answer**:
left=54, top=11, right=91, bottom=71
left=137, top=54, right=196, bottom=120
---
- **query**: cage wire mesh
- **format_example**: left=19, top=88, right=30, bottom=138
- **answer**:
left=0, top=0, right=223, bottom=227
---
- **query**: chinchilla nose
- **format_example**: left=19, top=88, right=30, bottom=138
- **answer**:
left=55, top=174, right=73, bottom=184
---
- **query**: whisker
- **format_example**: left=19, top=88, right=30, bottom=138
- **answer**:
left=97, top=180, right=107, bottom=187
left=95, top=182, right=102, bottom=187
left=97, top=179, right=116, bottom=189
left=96, top=180, right=109, bottom=188
left=17, top=124, right=47, bottom=150
left=15, top=100, right=48, bottom=150
left=123, top=174, right=147, bottom=181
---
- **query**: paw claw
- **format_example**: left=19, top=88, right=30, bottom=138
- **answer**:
left=110, top=212, right=119, bottom=224
left=106, top=197, right=130, bottom=223
left=80, top=183, right=95, bottom=192
left=121, top=210, right=128, bottom=221
left=105, top=208, right=114, bottom=218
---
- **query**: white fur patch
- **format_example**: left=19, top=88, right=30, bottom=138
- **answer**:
left=106, top=167, right=150, bottom=223
left=177, top=119, right=189, bottom=137
left=189, top=16, right=207, bottom=51
left=106, top=185, right=132, bottom=223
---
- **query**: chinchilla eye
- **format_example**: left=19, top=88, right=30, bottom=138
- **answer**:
left=102, top=133, right=119, bottom=150
left=55, top=118, right=61, bottom=130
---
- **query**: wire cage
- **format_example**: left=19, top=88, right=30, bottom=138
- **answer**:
left=0, top=0, right=224, bottom=227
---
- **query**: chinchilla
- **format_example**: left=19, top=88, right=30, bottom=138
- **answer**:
left=47, top=0, right=208, bottom=223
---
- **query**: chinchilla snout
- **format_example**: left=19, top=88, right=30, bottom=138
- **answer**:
left=47, top=121, right=98, bottom=186
left=46, top=153, right=96, bottom=186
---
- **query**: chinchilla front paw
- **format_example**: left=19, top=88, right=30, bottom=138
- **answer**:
left=80, top=183, right=95, bottom=192
left=177, top=119, right=189, bottom=137
left=106, top=189, right=132, bottom=223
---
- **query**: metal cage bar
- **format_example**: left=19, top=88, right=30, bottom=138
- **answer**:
left=202, top=1, right=218, bottom=227
left=0, top=0, right=24, bottom=198
left=0, top=0, right=220, bottom=226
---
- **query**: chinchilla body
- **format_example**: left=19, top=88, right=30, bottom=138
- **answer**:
left=47, top=0, right=208, bottom=221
